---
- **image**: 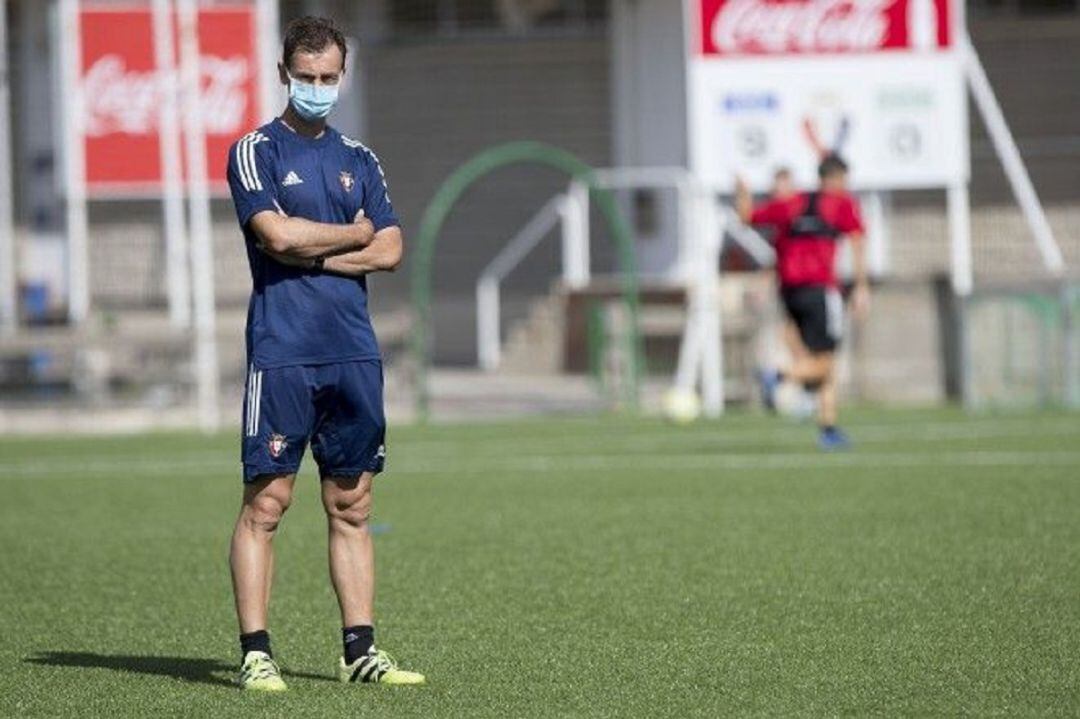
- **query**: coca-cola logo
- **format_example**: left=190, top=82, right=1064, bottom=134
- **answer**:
left=701, top=0, right=953, bottom=55
left=82, top=54, right=250, bottom=137
left=713, top=0, right=891, bottom=53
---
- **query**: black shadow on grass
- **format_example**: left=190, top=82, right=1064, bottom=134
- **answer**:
left=25, top=652, right=334, bottom=687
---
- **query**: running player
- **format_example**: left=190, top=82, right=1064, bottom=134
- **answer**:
left=736, top=154, right=870, bottom=449
left=226, top=16, right=424, bottom=690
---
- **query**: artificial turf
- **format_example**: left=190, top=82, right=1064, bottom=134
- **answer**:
left=1, top=408, right=1078, bottom=717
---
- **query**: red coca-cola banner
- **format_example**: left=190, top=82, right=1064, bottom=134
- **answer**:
left=698, top=0, right=953, bottom=56
left=79, top=6, right=261, bottom=195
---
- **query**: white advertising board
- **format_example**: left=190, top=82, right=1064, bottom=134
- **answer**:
left=687, top=0, right=969, bottom=192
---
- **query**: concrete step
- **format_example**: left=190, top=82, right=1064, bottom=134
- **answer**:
left=500, top=291, right=566, bottom=375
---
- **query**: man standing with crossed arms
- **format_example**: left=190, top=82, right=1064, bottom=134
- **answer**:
left=226, top=16, right=424, bottom=691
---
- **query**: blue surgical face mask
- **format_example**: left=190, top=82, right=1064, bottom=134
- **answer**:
left=288, top=75, right=339, bottom=121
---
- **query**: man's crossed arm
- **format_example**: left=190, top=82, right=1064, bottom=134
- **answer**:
left=320, top=230, right=403, bottom=276
left=247, top=207, right=403, bottom=277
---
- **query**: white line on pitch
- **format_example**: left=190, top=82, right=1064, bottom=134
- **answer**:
left=392, top=420, right=1080, bottom=458
left=5, top=449, right=1080, bottom=480
left=389, top=450, right=1080, bottom=474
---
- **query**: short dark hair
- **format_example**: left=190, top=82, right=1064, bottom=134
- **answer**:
left=282, top=16, right=347, bottom=70
left=818, top=153, right=849, bottom=180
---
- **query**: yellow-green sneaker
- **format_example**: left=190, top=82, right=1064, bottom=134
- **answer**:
left=239, top=651, right=287, bottom=692
left=338, top=647, right=425, bottom=685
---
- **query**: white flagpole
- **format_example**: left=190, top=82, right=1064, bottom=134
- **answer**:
left=151, top=0, right=192, bottom=329
left=59, top=0, right=89, bottom=325
left=0, top=0, right=16, bottom=336
left=178, top=0, right=220, bottom=432
left=256, top=0, right=281, bottom=122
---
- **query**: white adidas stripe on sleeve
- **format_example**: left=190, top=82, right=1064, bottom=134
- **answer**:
left=236, top=132, right=268, bottom=193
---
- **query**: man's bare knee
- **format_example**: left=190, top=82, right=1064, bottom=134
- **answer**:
left=323, top=476, right=373, bottom=531
left=330, top=500, right=371, bottom=531
left=242, top=481, right=292, bottom=534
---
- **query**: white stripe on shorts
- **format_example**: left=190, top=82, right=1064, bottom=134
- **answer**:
left=245, top=367, right=263, bottom=437
left=825, top=288, right=844, bottom=341
left=245, top=366, right=255, bottom=436
left=251, top=371, right=263, bottom=436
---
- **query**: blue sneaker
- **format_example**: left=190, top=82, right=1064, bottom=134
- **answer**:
left=757, top=369, right=782, bottom=412
left=818, top=426, right=851, bottom=451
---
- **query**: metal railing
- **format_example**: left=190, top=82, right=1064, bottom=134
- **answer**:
left=476, top=167, right=704, bottom=373
left=473, top=165, right=775, bottom=417
left=476, top=194, right=576, bottom=371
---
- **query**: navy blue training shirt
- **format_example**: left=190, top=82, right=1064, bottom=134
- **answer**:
left=226, top=118, right=398, bottom=369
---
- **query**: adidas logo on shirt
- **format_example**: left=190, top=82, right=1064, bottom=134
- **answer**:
left=282, top=171, right=304, bottom=186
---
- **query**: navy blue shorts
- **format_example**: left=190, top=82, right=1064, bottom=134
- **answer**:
left=241, top=360, right=386, bottom=482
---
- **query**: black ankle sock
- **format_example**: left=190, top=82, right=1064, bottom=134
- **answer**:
left=240, top=630, right=272, bottom=660
left=343, top=625, right=374, bottom=664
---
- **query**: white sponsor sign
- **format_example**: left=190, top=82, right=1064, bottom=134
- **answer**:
left=687, top=0, right=969, bottom=192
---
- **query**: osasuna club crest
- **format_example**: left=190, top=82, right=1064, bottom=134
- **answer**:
left=268, top=433, right=288, bottom=459
left=339, top=170, right=355, bottom=192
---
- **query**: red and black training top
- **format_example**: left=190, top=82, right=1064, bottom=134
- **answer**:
left=751, top=191, right=864, bottom=289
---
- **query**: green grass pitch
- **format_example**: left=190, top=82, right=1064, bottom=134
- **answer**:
left=1, top=408, right=1078, bottom=717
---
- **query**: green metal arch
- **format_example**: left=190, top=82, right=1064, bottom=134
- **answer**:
left=410, top=141, right=642, bottom=420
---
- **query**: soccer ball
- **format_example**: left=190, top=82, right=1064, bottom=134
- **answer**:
left=662, top=388, right=702, bottom=425
left=774, top=381, right=816, bottom=421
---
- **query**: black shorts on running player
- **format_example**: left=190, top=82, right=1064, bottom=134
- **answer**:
left=780, top=284, right=844, bottom=354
